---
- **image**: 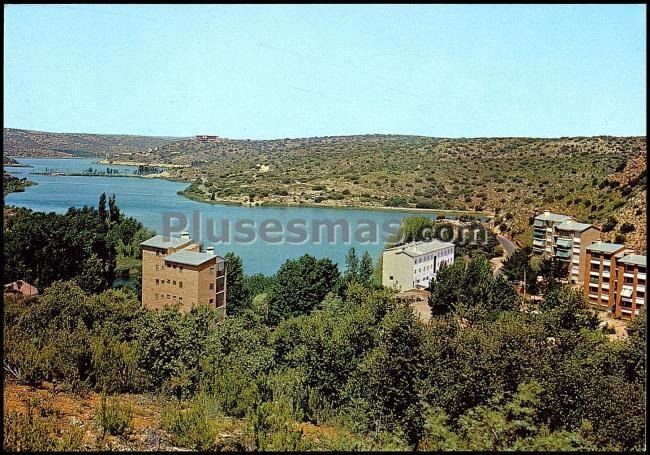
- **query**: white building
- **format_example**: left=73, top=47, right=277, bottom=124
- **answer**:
left=382, top=240, right=455, bottom=291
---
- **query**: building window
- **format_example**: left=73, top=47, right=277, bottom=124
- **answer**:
left=155, top=279, right=159, bottom=285
left=156, top=265, right=159, bottom=271
left=209, top=283, right=214, bottom=290
left=156, top=251, right=160, bottom=256
left=389, top=275, right=394, bottom=280
left=179, top=282, right=183, bottom=289
left=180, top=266, right=183, bottom=273
left=155, top=293, right=158, bottom=299
left=173, top=280, right=176, bottom=285
left=209, top=298, right=214, bottom=304
left=167, top=279, right=171, bottom=284
left=179, top=297, right=183, bottom=303
left=210, top=267, right=215, bottom=274
left=167, top=294, right=170, bottom=299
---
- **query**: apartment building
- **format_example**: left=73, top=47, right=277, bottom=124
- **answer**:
left=140, top=233, right=226, bottom=316
left=584, top=242, right=645, bottom=320
left=382, top=239, right=455, bottom=291
left=532, top=211, right=601, bottom=284
left=532, top=211, right=573, bottom=255
left=614, top=254, right=646, bottom=320
left=553, top=220, right=601, bottom=284
left=584, top=242, right=629, bottom=312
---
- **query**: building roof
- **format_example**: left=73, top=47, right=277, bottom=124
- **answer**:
left=386, top=240, right=454, bottom=258
left=4, top=280, right=39, bottom=296
left=140, top=235, right=190, bottom=250
left=535, top=211, right=573, bottom=222
left=618, top=254, right=647, bottom=267
left=555, top=220, right=594, bottom=232
left=586, top=242, right=626, bottom=254
left=164, top=250, right=217, bottom=267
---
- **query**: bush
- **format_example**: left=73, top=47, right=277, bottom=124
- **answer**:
left=619, top=222, right=635, bottom=234
left=601, top=217, right=618, bottom=232
left=96, top=395, right=133, bottom=437
left=161, top=392, right=226, bottom=450
left=3, top=405, right=55, bottom=451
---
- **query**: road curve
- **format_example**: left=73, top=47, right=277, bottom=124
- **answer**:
left=497, top=235, right=518, bottom=257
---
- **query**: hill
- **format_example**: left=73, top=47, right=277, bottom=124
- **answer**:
left=3, top=128, right=182, bottom=158
left=128, top=134, right=646, bottom=250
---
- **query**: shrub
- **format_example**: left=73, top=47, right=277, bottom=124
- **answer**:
left=601, top=217, right=618, bottom=232
left=619, top=222, right=635, bottom=234
left=3, top=404, right=55, bottom=452
left=96, top=395, right=133, bottom=437
left=161, top=392, right=224, bottom=450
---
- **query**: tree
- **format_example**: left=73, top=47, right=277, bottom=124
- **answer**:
left=108, top=193, right=120, bottom=225
left=98, top=193, right=108, bottom=225
left=358, top=252, right=374, bottom=286
left=224, top=252, right=249, bottom=316
left=343, top=305, right=424, bottom=444
left=344, top=247, right=359, bottom=282
left=267, top=254, right=340, bottom=323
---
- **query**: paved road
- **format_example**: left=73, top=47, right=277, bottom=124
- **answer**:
left=497, top=235, right=518, bottom=257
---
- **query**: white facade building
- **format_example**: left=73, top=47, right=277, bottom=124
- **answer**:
left=382, top=240, right=455, bottom=291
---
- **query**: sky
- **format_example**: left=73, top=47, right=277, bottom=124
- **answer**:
left=3, top=4, right=646, bottom=139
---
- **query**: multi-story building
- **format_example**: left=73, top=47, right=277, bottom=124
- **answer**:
left=532, top=211, right=573, bottom=255
left=614, top=254, right=646, bottom=320
left=382, top=239, right=455, bottom=291
left=584, top=242, right=629, bottom=312
left=140, top=233, right=226, bottom=316
left=553, top=220, right=601, bottom=284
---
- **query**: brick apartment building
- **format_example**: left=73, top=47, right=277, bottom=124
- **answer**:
left=584, top=241, right=646, bottom=320
left=140, top=233, right=226, bottom=316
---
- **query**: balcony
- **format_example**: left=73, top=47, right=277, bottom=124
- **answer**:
left=638, top=273, right=646, bottom=281
left=603, top=260, right=611, bottom=267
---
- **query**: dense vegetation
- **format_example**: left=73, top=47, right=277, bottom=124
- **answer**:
left=3, top=173, right=36, bottom=196
left=4, top=241, right=645, bottom=450
left=3, top=194, right=153, bottom=293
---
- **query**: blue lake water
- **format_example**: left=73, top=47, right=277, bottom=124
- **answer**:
left=5, top=158, right=451, bottom=276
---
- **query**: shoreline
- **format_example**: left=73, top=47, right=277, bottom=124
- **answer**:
left=97, top=159, right=190, bottom=168
left=8, top=156, right=492, bottom=219
left=179, top=187, right=492, bottom=218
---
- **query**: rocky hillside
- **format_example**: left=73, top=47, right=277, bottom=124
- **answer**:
left=3, top=128, right=182, bottom=158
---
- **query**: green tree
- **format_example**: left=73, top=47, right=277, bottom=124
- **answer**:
left=359, top=251, right=374, bottom=286
left=267, top=254, right=340, bottom=323
left=224, top=252, right=249, bottom=316
left=98, top=193, right=108, bottom=225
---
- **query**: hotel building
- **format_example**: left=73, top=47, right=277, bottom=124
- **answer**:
left=140, top=233, right=226, bottom=316
left=382, top=239, right=455, bottom=291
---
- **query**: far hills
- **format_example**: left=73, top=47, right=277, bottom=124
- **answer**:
left=3, top=128, right=181, bottom=158
left=2, top=130, right=646, bottom=251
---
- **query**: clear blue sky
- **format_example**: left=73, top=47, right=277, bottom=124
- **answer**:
left=4, top=4, right=646, bottom=139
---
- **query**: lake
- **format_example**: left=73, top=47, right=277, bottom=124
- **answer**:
left=5, top=158, right=456, bottom=276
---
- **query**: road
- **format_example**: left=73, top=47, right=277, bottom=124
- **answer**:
left=497, top=235, right=518, bottom=257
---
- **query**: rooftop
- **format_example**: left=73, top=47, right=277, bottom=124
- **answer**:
left=164, top=250, right=217, bottom=267
left=535, top=211, right=573, bottom=222
left=140, top=235, right=191, bottom=250
left=618, top=254, right=647, bottom=267
left=586, top=242, right=626, bottom=254
left=555, top=220, right=594, bottom=232
left=386, top=239, right=454, bottom=257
